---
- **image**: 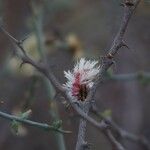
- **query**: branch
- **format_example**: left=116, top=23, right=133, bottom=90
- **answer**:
left=104, top=129, right=125, bottom=150
left=75, top=103, right=90, bottom=150
left=30, top=1, right=66, bottom=149
left=0, top=25, right=107, bottom=133
left=88, top=0, right=141, bottom=102
left=0, top=0, right=142, bottom=149
left=0, top=25, right=65, bottom=93
left=91, top=105, right=150, bottom=150
left=0, top=110, right=71, bottom=134
left=108, top=0, right=141, bottom=57
left=107, top=72, right=150, bottom=83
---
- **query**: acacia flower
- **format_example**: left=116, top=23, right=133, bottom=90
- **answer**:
left=64, top=58, right=100, bottom=101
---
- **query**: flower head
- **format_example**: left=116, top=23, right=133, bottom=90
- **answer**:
left=64, top=58, right=100, bottom=101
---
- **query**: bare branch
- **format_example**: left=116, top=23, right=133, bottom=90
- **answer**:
left=91, top=105, right=150, bottom=150
left=108, top=0, right=141, bottom=57
left=0, top=110, right=71, bottom=134
left=0, top=25, right=65, bottom=93
left=104, top=129, right=125, bottom=150
left=107, top=72, right=150, bottom=82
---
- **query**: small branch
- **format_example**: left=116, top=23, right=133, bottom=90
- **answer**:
left=91, top=105, right=150, bottom=150
left=80, top=2, right=142, bottom=148
left=0, top=25, right=65, bottom=93
left=0, top=24, right=108, bottom=134
left=0, top=110, right=71, bottom=134
left=108, top=0, right=141, bottom=57
left=107, top=72, right=150, bottom=82
left=119, top=129, right=150, bottom=150
left=88, top=0, right=141, bottom=103
left=104, top=129, right=125, bottom=150
left=30, top=2, right=66, bottom=149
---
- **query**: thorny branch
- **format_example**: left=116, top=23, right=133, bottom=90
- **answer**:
left=75, top=0, right=144, bottom=150
left=0, top=0, right=149, bottom=150
left=0, top=111, right=71, bottom=134
left=91, top=105, right=150, bottom=150
left=0, top=25, right=107, bottom=131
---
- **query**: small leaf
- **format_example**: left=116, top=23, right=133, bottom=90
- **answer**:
left=101, top=109, right=112, bottom=118
left=11, top=120, right=20, bottom=135
left=20, top=109, right=32, bottom=119
left=52, top=120, right=63, bottom=129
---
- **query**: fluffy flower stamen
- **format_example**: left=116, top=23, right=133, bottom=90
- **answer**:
left=64, top=58, right=100, bottom=101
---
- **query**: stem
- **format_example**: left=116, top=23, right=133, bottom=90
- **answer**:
left=0, top=110, right=70, bottom=134
left=76, top=119, right=87, bottom=150
left=108, top=72, right=150, bottom=82
left=31, top=3, right=66, bottom=150
left=75, top=103, right=90, bottom=150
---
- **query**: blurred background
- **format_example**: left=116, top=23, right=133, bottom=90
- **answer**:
left=0, top=0, right=150, bottom=150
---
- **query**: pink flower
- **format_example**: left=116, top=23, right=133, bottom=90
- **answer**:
left=64, top=58, right=100, bottom=101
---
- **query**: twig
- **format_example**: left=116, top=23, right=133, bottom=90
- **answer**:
left=107, top=72, right=150, bottom=82
left=89, top=0, right=141, bottom=99
left=85, top=0, right=142, bottom=149
left=30, top=2, right=66, bottom=149
left=0, top=25, right=65, bottom=93
left=87, top=0, right=141, bottom=103
left=91, top=105, right=150, bottom=150
left=104, top=129, right=125, bottom=150
left=0, top=24, right=107, bottom=133
left=0, top=110, right=71, bottom=134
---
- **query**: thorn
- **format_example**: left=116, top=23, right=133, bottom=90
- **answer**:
left=107, top=53, right=114, bottom=59
left=20, top=34, right=30, bottom=43
left=82, top=141, right=92, bottom=149
left=122, top=41, right=130, bottom=49
left=19, top=61, right=26, bottom=68
left=112, top=60, right=117, bottom=72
